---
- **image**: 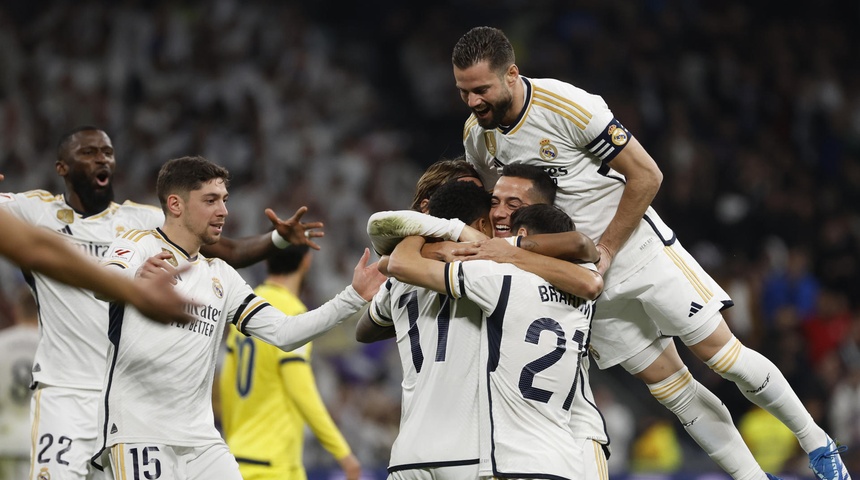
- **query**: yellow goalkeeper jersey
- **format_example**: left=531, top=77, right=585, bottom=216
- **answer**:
left=219, top=282, right=352, bottom=480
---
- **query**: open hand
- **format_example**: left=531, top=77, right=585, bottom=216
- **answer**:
left=266, top=207, right=324, bottom=250
left=352, top=248, right=387, bottom=300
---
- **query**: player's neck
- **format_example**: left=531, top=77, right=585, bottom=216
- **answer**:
left=264, top=273, right=302, bottom=297
left=64, top=189, right=110, bottom=217
left=507, top=76, right=526, bottom=125
left=159, top=222, right=202, bottom=258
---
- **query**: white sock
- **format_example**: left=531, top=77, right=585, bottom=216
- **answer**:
left=648, top=367, right=766, bottom=480
left=706, top=336, right=827, bottom=453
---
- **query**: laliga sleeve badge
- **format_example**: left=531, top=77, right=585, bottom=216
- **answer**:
left=608, top=124, right=628, bottom=146
left=539, top=138, right=558, bottom=161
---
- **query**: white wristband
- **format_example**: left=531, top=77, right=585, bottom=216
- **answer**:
left=505, top=235, right=523, bottom=247
left=271, top=230, right=289, bottom=249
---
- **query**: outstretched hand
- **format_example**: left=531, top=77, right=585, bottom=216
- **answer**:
left=266, top=207, right=324, bottom=250
left=352, top=248, right=387, bottom=300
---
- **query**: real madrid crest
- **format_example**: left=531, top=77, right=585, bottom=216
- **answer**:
left=161, top=248, right=179, bottom=267
left=56, top=209, right=74, bottom=224
left=38, top=467, right=51, bottom=480
left=212, top=277, right=224, bottom=298
left=115, top=225, right=127, bottom=237
left=608, top=124, right=628, bottom=146
left=483, top=131, right=497, bottom=156
left=538, top=138, right=558, bottom=161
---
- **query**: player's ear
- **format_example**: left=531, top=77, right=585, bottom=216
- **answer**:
left=506, top=64, right=519, bottom=84
left=477, top=218, right=493, bottom=237
left=166, top=194, right=183, bottom=217
left=419, top=198, right=430, bottom=213
left=56, top=159, right=68, bottom=176
left=516, top=226, right=529, bottom=237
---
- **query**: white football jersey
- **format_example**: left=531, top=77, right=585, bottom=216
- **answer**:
left=0, top=324, right=39, bottom=456
left=95, top=228, right=366, bottom=452
left=0, top=190, right=164, bottom=390
left=368, top=278, right=482, bottom=473
left=445, top=259, right=594, bottom=479
left=463, top=76, right=675, bottom=287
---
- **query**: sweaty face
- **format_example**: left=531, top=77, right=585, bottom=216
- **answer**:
left=182, top=178, right=229, bottom=246
left=490, top=176, right=540, bottom=238
left=454, top=61, right=515, bottom=129
left=61, top=130, right=116, bottom=213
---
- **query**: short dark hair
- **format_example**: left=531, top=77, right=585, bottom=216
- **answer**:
left=411, top=156, right=481, bottom=212
left=266, top=245, right=310, bottom=275
left=511, top=204, right=574, bottom=235
left=156, top=156, right=230, bottom=211
left=428, top=180, right=491, bottom=225
left=452, top=26, right=515, bottom=74
left=57, top=125, right=106, bottom=160
left=500, top=163, right=557, bottom=204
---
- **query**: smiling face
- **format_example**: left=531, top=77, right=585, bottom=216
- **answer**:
left=454, top=61, right=517, bottom=129
left=490, top=175, right=541, bottom=238
left=57, top=129, right=116, bottom=214
left=180, top=178, right=229, bottom=247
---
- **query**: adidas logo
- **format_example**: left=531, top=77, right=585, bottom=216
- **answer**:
left=57, top=225, right=73, bottom=235
left=110, top=424, right=118, bottom=434
left=688, top=302, right=703, bottom=317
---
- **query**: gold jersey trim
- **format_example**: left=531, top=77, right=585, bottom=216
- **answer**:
left=532, top=93, right=591, bottom=130
left=533, top=86, right=593, bottom=121
left=463, top=114, right=479, bottom=141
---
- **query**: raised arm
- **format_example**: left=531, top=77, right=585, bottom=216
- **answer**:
left=453, top=238, right=603, bottom=300
left=366, top=210, right=488, bottom=256
left=516, top=231, right=599, bottom=264
left=240, top=249, right=386, bottom=351
left=202, top=206, right=324, bottom=268
left=0, top=209, right=193, bottom=324
left=386, top=236, right=448, bottom=294
left=596, top=137, right=662, bottom=274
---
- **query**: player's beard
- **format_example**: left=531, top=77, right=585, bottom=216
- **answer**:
left=475, top=89, right=514, bottom=129
left=69, top=169, right=114, bottom=214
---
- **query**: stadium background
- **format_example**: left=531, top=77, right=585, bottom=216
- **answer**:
left=0, top=0, right=858, bottom=477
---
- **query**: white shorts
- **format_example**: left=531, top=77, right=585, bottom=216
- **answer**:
left=590, top=242, right=729, bottom=370
left=475, top=439, right=604, bottom=480
left=388, top=462, right=480, bottom=480
left=100, top=443, right=240, bottom=480
left=580, top=438, right=609, bottom=480
left=28, top=385, right=102, bottom=480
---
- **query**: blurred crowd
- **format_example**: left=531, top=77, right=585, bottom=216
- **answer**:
left=0, top=0, right=858, bottom=476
